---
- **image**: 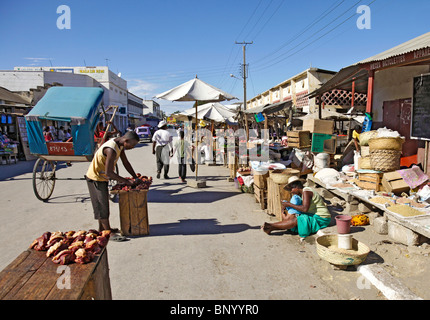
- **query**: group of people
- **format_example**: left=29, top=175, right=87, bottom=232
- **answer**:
left=43, top=126, right=72, bottom=142
left=85, top=120, right=331, bottom=241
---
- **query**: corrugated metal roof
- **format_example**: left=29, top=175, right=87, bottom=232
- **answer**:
left=357, top=31, right=430, bottom=65
left=307, top=32, right=430, bottom=98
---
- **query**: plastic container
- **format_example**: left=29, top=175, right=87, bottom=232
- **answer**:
left=337, top=234, right=353, bottom=250
left=335, top=215, right=352, bottom=234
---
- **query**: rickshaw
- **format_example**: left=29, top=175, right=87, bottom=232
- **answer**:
left=25, top=87, right=118, bottom=201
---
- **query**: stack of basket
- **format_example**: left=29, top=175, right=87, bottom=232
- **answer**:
left=368, top=136, right=404, bottom=172
left=358, top=131, right=378, bottom=169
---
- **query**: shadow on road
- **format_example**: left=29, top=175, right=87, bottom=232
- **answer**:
left=148, top=218, right=260, bottom=237
left=147, top=186, right=239, bottom=203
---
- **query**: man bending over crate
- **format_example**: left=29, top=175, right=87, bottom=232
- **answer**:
left=85, top=131, right=142, bottom=235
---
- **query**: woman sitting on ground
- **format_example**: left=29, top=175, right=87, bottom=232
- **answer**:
left=262, top=176, right=331, bottom=239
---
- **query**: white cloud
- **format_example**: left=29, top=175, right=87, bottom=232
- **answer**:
left=127, top=78, right=160, bottom=99
left=23, top=57, right=54, bottom=66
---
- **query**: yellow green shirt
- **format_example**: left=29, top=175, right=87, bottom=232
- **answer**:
left=352, top=130, right=360, bottom=141
left=86, top=139, right=122, bottom=181
left=303, top=187, right=331, bottom=219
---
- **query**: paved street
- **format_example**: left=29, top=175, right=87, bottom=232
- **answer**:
left=0, top=142, right=386, bottom=300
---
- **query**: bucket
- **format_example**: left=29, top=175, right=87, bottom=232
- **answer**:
left=337, top=234, right=353, bottom=250
left=234, top=178, right=239, bottom=189
left=335, top=215, right=352, bottom=234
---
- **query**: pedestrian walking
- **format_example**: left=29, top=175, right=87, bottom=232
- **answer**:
left=152, top=120, right=173, bottom=179
left=85, top=131, right=142, bottom=236
left=171, top=130, right=193, bottom=183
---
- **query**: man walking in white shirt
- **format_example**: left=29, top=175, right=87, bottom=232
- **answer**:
left=152, top=120, right=173, bottom=179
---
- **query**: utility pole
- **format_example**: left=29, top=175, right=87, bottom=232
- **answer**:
left=235, top=41, right=253, bottom=140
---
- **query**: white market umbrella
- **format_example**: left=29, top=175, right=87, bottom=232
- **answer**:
left=155, top=76, right=237, bottom=181
left=181, top=102, right=237, bottom=123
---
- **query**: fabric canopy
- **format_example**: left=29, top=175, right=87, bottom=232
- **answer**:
left=25, top=87, right=104, bottom=156
left=155, top=77, right=237, bottom=102
left=180, top=102, right=237, bottom=123
left=26, top=87, right=104, bottom=122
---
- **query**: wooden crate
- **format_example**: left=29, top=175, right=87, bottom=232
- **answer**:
left=267, top=177, right=291, bottom=221
left=287, top=131, right=311, bottom=148
left=253, top=171, right=269, bottom=189
left=357, top=172, right=383, bottom=192
left=254, top=184, right=267, bottom=210
left=0, top=248, right=111, bottom=300
left=112, top=190, right=149, bottom=236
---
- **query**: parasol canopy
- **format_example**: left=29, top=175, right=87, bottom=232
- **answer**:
left=155, top=77, right=237, bottom=182
left=180, top=102, right=237, bottom=123
left=155, top=77, right=237, bottom=102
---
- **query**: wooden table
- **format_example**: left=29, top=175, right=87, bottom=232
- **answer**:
left=0, top=248, right=112, bottom=300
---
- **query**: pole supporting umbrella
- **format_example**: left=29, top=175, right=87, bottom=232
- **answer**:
left=155, top=77, right=237, bottom=185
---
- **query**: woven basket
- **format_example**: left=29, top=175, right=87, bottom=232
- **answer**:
left=316, top=235, right=370, bottom=266
left=359, top=156, right=373, bottom=170
left=359, top=131, right=378, bottom=146
left=370, top=149, right=401, bottom=172
left=368, top=137, right=404, bottom=151
left=269, top=168, right=300, bottom=184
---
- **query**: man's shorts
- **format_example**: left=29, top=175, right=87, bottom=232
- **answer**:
left=85, top=176, right=109, bottom=220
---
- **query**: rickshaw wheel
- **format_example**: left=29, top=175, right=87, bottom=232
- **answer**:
left=32, top=158, right=57, bottom=202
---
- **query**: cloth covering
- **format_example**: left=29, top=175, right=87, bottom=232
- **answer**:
left=291, top=213, right=331, bottom=238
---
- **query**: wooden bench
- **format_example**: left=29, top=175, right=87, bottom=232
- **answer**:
left=0, top=248, right=111, bottom=300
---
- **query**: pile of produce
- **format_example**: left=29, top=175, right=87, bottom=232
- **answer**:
left=351, top=214, right=369, bottom=226
left=237, top=166, right=251, bottom=173
left=29, top=229, right=111, bottom=265
left=111, top=173, right=153, bottom=191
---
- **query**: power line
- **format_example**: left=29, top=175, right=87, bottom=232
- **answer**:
left=251, top=0, right=345, bottom=65
left=250, top=0, right=285, bottom=41
left=243, top=0, right=274, bottom=40
left=252, top=0, right=377, bottom=73
left=251, top=0, right=364, bottom=71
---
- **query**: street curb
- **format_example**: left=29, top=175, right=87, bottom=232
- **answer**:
left=357, top=264, right=423, bottom=300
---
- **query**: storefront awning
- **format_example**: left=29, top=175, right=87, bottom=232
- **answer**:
left=244, top=100, right=292, bottom=115
left=307, top=31, right=430, bottom=99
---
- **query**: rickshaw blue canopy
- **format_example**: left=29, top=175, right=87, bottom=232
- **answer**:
left=25, top=87, right=104, bottom=156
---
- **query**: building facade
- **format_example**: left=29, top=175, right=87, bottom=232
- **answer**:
left=10, top=66, right=129, bottom=133
left=247, top=68, right=336, bottom=114
left=127, top=91, right=145, bottom=128
left=142, top=100, right=162, bottom=127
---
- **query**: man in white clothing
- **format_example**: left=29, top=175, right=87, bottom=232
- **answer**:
left=152, top=120, right=173, bottom=179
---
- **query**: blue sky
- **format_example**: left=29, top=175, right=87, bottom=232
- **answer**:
left=1, top=0, right=429, bottom=114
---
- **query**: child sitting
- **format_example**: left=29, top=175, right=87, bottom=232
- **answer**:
left=284, top=194, right=304, bottom=216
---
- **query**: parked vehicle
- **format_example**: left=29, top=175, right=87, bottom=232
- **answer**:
left=135, top=126, right=152, bottom=142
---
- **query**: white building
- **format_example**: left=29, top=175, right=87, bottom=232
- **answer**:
left=247, top=68, right=336, bottom=114
left=127, top=91, right=146, bottom=128
left=142, top=100, right=162, bottom=127
left=9, top=66, right=129, bottom=132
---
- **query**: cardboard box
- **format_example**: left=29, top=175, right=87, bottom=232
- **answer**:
left=302, top=119, right=334, bottom=135
left=311, top=133, right=336, bottom=154
left=381, top=171, right=410, bottom=195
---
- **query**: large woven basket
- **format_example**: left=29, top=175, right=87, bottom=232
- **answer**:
left=316, top=235, right=370, bottom=266
left=368, top=137, right=404, bottom=151
left=370, top=149, right=401, bottom=172
left=359, top=131, right=378, bottom=146
left=269, top=168, right=300, bottom=184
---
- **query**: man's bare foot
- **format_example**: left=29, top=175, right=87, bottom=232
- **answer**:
left=261, top=222, right=273, bottom=235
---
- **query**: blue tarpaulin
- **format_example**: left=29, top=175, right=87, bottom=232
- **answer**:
left=25, top=87, right=104, bottom=156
